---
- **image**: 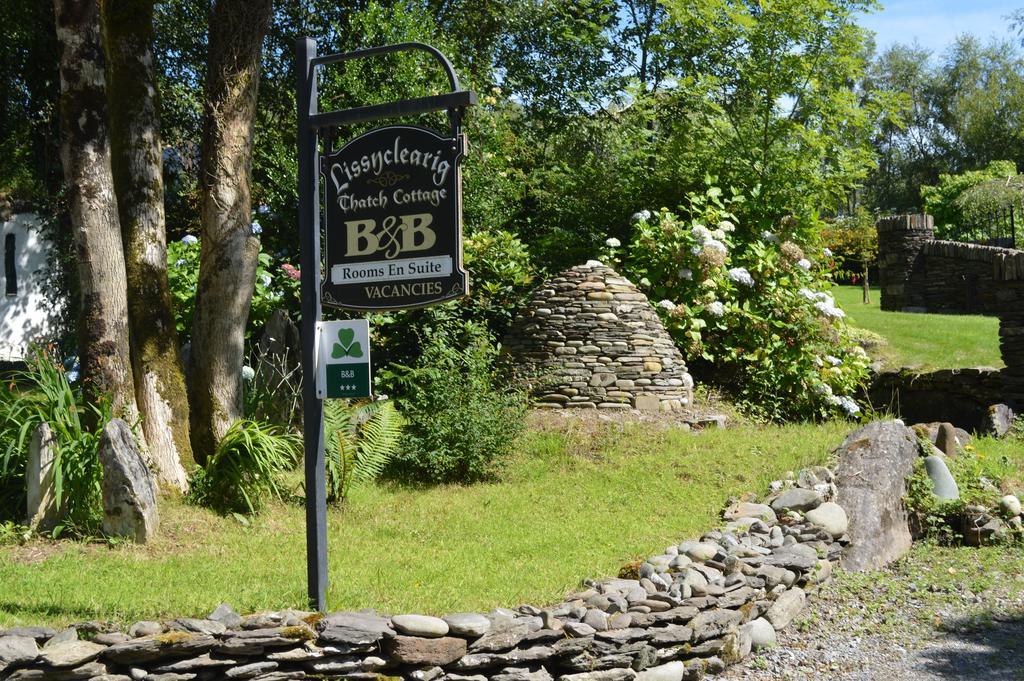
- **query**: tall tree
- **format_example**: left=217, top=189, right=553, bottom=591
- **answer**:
left=189, top=0, right=273, bottom=461
left=53, top=0, right=140, bottom=425
left=103, top=0, right=193, bottom=490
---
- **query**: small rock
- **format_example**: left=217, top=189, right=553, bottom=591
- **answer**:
left=999, top=494, right=1022, bottom=517
left=723, top=502, right=777, bottom=523
left=681, top=542, right=719, bottom=562
left=935, top=422, right=960, bottom=456
left=582, top=609, right=609, bottom=632
left=563, top=622, right=596, bottom=638
left=986, top=404, right=1015, bottom=438
left=38, top=639, right=106, bottom=668
left=765, top=587, right=806, bottom=631
left=0, top=636, right=39, bottom=672
left=98, top=419, right=159, bottom=543
left=770, top=488, right=822, bottom=513
left=391, top=614, right=449, bottom=638
left=924, top=455, right=959, bottom=500
left=386, top=636, right=467, bottom=666
left=443, top=614, right=491, bottom=638
left=743, top=618, right=776, bottom=649
left=804, top=502, right=849, bottom=538
left=469, top=623, right=530, bottom=652
left=208, top=604, right=244, bottom=630
left=128, top=622, right=163, bottom=638
left=635, top=661, right=685, bottom=681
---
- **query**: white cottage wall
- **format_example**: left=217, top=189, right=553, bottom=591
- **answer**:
left=0, top=213, right=62, bottom=362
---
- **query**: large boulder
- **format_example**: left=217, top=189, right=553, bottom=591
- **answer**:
left=833, top=421, right=919, bottom=571
left=98, top=419, right=159, bottom=543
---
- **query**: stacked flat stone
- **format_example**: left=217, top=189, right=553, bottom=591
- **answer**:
left=876, top=214, right=1024, bottom=412
left=0, top=465, right=847, bottom=681
left=503, top=261, right=693, bottom=412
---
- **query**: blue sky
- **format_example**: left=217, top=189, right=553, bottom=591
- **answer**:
left=858, top=0, right=1020, bottom=55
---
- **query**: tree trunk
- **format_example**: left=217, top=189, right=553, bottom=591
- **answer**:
left=103, top=0, right=193, bottom=491
left=53, top=0, right=141, bottom=428
left=188, top=0, right=272, bottom=462
left=862, top=265, right=870, bottom=305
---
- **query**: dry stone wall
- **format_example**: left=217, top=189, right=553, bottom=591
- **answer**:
left=503, top=261, right=693, bottom=412
left=876, top=214, right=1024, bottom=412
left=0, top=464, right=856, bottom=681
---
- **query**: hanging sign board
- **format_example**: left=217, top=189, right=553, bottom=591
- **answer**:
left=316, top=320, right=372, bottom=399
left=320, top=125, right=469, bottom=311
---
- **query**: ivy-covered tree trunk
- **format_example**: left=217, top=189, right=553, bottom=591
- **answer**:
left=103, top=0, right=193, bottom=491
left=189, top=0, right=272, bottom=462
left=53, top=0, right=142, bottom=428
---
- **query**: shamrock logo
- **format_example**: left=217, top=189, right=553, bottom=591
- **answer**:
left=331, top=327, right=364, bottom=358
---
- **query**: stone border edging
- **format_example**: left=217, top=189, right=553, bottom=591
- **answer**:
left=0, top=468, right=848, bottom=681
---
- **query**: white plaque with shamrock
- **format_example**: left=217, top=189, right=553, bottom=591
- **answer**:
left=315, top=319, right=372, bottom=399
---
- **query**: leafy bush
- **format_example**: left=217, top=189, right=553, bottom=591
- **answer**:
left=382, top=322, right=528, bottom=484
left=324, top=399, right=403, bottom=503
left=921, top=160, right=1019, bottom=237
left=0, top=347, right=110, bottom=531
left=167, top=231, right=300, bottom=344
left=188, top=420, right=300, bottom=515
left=614, top=187, right=871, bottom=421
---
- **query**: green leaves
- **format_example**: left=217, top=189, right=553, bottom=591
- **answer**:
left=331, top=328, right=364, bottom=359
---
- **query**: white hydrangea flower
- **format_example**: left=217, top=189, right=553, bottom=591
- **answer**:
left=814, top=300, right=846, bottom=319
left=837, top=396, right=861, bottom=416
left=605, top=237, right=621, bottom=248
left=711, top=228, right=726, bottom=240
left=718, top=220, right=736, bottom=232
left=761, top=230, right=779, bottom=243
left=631, top=210, right=652, bottom=223
left=704, top=239, right=728, bottom=254
left=181, top=234, right=199, bottom=245
left=259, top=273, right=272, bottom=287
left=691, top=225, right=712, bottom=243
left=728, top=267, right=754, bottom=287
left=815, top=383, right=833, bottom=396
left=241, top=365, right=255, bottom=381
left=657, top=299, right=677, bottom=311
left=823, top=247, right=833, bottom=257
left=825, top=355, right=842, bottom=366
left=678, top=268, right=693, bottom=280
left=797, top=258, right=812, bottom=271
left=691, top=245, right=703, bottom=255
left=707, top=301, right=725, bottom=317
left=798, top=287, right=816, bottom=301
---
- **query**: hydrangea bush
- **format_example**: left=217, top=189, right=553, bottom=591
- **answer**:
left=613, top=188, right=870, bottom=421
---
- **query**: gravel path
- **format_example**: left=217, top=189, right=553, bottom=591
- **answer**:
left=722, top=545, right=1024, bottom=680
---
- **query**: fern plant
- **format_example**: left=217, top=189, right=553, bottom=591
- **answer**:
left=189, top=420, right=301, bottom=515
left=323, top=399, right=402, bottom=503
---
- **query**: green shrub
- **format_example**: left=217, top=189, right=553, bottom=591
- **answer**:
left=614, top=186, right=871, bottom=421
left=323, top=399, right=403, bottom=503
left=382, top=322, right=528, bottom=484
left=0, top=347, right=109, bottom=531
left=921, top=160, right=1019, bottom=237
left=188, top=420, right=301, bottom=515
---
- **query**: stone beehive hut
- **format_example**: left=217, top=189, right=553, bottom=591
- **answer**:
left=504, top=261, right=693, bottom=411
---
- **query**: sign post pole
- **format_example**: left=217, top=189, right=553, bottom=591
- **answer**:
left=296, top=36, right=328, bottom=613
left=296, top=37, right=474, bottom=613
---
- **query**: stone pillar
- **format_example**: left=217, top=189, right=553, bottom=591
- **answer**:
left=99, top=419, right=159, bottom=543
left=26, top=422, right=60, bottom=532
left=876, top=214, right=933, bottom=312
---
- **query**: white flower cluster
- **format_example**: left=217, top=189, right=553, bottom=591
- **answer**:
left=678, top=268, right=693, bottom=280
left=799, top=288, right=846, bottom=319
left=605, top=237, right=621, bottom=248
left=761, top=230, right=779, bottom=243
left=241, top=365, right=255, bottom=381
left=631, top=210, right=652, bottom=223
left=706, top=301, right=725, bottom=317
left=657, top=299, right=677, bottom=311
left=691, top=224, right=728, bottom=254
left=823, top=247, right=833, bottom=257
left=728, top=267, right=754, bottom=287
left=181, top=234, right=199, bottom=245
left=825, top=355, right=842, bottom=366
left=718, top=220, right=736, bottom=233
left=797, top=258, right=811, bottom=271
left=826, top=395, right=860, bottom=416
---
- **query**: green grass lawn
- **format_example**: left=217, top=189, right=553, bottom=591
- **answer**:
left=0, top=419, right=854, bottom=628
left=834, top=285, right=1003, bottom=371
